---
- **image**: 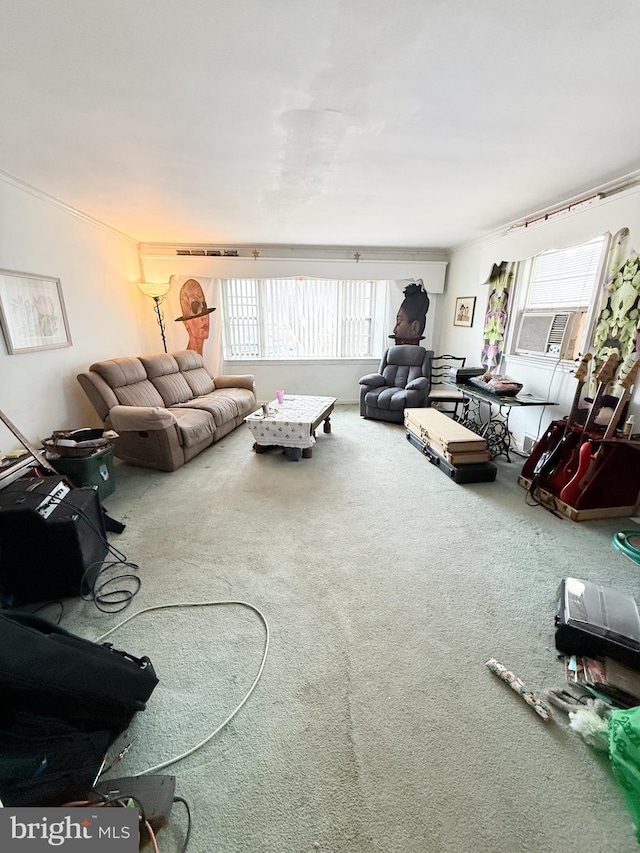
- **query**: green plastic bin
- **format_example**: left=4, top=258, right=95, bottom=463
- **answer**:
left=48, top=445, right=115, bottom=500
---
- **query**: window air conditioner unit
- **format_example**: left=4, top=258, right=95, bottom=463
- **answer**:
left=514, top=311, right=582, bottom=359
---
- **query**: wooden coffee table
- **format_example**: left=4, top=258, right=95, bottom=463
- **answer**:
left=244, top=395, right=336, bottom=458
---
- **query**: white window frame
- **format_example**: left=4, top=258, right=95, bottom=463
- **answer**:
left=221, top=277, right=384, bottom=361
left=506, top=235, right=608, bottom=366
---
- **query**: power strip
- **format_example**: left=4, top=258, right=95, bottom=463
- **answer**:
left=93, top=774, right=176, bottom=843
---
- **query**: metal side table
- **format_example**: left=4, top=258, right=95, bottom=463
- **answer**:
left=445, top=382, right=557, bottom=462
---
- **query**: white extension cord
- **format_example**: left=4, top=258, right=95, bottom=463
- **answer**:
left=94, top=600, right=270, bottom=776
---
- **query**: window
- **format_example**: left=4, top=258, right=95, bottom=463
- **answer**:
left=222, top=278, right=377, bottom=359
left=510, top=236, right=607, bottom=360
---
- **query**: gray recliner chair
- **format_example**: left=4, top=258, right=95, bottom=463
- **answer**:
left=359, top=346, right=433, bottom=423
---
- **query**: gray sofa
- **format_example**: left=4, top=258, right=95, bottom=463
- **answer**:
left=78, top=350, right=257, bottom=471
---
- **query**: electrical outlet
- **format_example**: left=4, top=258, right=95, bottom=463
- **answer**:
left=523, top=435, right=536, bottom=454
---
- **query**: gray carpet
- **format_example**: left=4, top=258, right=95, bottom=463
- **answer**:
left=60, top=405, right=639, bottom=852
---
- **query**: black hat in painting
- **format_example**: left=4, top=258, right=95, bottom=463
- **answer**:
left=175, top=279, right=216, bottom=321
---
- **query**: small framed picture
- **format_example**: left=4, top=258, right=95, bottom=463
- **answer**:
left=0, top=269, right=72, bottom=354
left=453, top=296, right=476, bottom=328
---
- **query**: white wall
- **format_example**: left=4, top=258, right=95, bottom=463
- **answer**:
left=0, top=177, right=146, bottom=452
left=439, top=187, right=640, bottom=450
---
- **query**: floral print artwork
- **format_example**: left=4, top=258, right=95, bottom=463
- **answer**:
left=481, top=262, right=515, bottom=371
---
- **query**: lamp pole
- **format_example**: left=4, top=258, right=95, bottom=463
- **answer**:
left=138, top=281, right=172, bottom=352
left=152, top=296, right=168, bottom=353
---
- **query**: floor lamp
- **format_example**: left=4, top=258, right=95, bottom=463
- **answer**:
left=138, top=281, right=171, bottom=352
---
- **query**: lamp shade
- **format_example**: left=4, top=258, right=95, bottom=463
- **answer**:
left=138, top=281, right=171, bottom=298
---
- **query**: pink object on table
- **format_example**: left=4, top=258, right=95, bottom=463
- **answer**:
left=276, top=390, right=284, bottom=405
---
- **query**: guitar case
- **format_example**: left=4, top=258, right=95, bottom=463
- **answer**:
left=406, top=430, right=497, bottom=483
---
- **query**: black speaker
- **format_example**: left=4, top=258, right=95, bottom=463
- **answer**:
left=0, top=477, right=108, bottom=605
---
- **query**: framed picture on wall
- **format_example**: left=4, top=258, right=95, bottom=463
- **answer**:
left=453, top=296, right=476, bottom=328
left=0, top=269, right=72, bottom=354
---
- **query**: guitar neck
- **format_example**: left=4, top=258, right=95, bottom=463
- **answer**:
left=602, top=360, right=640, bottom=441
left=566, top=379, right=587, bottom=427
left=0, top=409, right=57, bottom=474
left=565, top=353, right=593, bottom=428
left=583, top=355, right=621, bottom=433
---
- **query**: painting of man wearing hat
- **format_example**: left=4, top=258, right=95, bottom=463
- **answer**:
left=174, top=278, right=216, bottom=356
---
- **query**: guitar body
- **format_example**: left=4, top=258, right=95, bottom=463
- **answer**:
left=559, top=440, right=602, bottom=506
left=542, top=353, right=623, bottom=497
left=558, top=357, right=639, bottom=508
left=531, top=421, right=566, bottom=478
left=541, top=430, right=584, bottom=494
left=526, top=353, right=593, bottom=490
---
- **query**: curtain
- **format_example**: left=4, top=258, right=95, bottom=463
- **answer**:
left=480, top=262, right=515, bottom=371
left=590, top=229, right=640, bottom=395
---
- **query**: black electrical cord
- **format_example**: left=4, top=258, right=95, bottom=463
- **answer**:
left=172, top=796, right=192, bottom=853
left=30, top=600, right=65, bottom=624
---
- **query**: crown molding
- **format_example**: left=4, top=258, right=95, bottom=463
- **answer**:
left=450, top=169, right=640, bottom=254
left=0, top=169, right=139, bottom=247
left=139, top=242, right=449, bottom=263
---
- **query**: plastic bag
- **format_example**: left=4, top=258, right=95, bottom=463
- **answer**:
left=608, top=705, right=640, bottom=842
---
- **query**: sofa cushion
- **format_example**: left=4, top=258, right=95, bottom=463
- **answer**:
left=214, top=387, right=256, bottom=417
left=139, top=354, right=194, bottom=406
left=172, top=390, right=241, bottom=427
left=171, top=408, right=216, bottom=447
left=109, top=405, right=178, bottom=431
left=173, top=350, right=216, bottom=396
left=91, top=357, right=165, bottom=408
left=364, top=386, right=411, bottom=411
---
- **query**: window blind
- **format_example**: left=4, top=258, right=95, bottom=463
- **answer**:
left=527, top=236, right=605, bottom=309
left=222, top=278, right=375, bottom=359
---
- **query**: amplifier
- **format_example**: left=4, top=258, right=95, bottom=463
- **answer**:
left=0, top=476, right=108, bottom=606
left=448, top=367, right=485, bottom=383
left=555, top=577, right=640, bottom=669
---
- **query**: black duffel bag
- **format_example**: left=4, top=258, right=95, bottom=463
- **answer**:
left=0, top=610, right=158, bottom=732
left=0, top=610, right=158, bottom=805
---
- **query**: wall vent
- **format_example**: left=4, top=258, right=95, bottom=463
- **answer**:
left=175, top=249, right=239, bottom=257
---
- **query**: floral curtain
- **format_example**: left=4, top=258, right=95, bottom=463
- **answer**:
left=480, top=262, right=515, bottom=371
left=590, top=238, right=640, bottom=394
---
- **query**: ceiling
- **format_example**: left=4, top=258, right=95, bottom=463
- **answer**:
left=2, top=1, right=640, bottom=250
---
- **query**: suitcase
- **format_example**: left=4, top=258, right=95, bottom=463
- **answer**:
left=406, top=429, right=497, bottom=483
left=404, top=407, right=491, bottom=464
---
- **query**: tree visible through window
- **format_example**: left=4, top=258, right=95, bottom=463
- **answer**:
left=221, top=278, right=375, bottom=359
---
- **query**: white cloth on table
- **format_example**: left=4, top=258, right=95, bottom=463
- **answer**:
left=244, top=395, right=335, bottom=449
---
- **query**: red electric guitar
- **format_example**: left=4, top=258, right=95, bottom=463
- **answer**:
left=559, top=357, right=640, bottom=507
left=533, top=353, right=592, bottom=486
left=544, top=353, right=621, bottom=496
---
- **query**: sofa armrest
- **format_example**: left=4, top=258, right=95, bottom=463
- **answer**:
left=109, top=405, right=178, bottom=432
left=359, top=373, right=385, bottom=387
left=214, top=374, right=256, bottom=393
left=77, top=371, right=119, bottom=421
left=406, top=377, right=429, bottom=391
